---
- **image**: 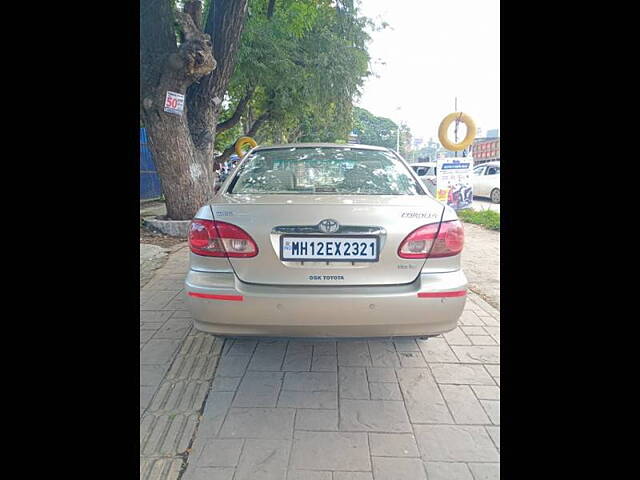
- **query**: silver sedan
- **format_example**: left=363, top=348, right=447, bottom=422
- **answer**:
left=185, top=144, right=467, bottom=337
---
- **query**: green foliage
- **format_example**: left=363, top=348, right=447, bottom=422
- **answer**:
left=217, top=0, right=375, bottom=147
left=457, top=209, right=501, bottom=231
left=351, top=106, right=397, bottom=150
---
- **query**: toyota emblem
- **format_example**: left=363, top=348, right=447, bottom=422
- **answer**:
left=318, top=219, right=339, bottom=233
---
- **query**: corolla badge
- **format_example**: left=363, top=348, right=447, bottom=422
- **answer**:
left=318, top=219, right=339, bottom=233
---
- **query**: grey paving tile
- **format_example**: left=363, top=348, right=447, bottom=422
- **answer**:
left=367, top=340, right=400, bottom=367
left=481, top=399, right=500, bottom=425
left=197, top=439, right=244, bottom=467
left=372, top=456, right=427, bottom=480
left=368, top=433, right=419, bottom=457
left=153, top=318, right=191, bottom=339
left=277, top=390, right=338, bottom=409
left=140, top=364, right=168, bottom=386
left=337, top=341, right=372, bottom=366
left=486, top=426, right=500, bottom=450
left=226, top=339, right=258, bottom=355
left=393, top=338, right=420, bottom=351
left=443, top=328, right=471, bottom=346
left=311, top=341, right=336, bottom=356
left=414, top=424, right=499, bottom=462
left=451, top=346, right=500, bottom=364
left=218, top=408, right=295, bottom=439
left=140, top=386, right=155, bottom=409
left=396, top=368, right=452, bottom=424
left=290, top=431, right=371, bottom=471
left=283, top=372, right=337, bottom=391
left=140, top=329, right=155, bottom=342
left=287, top=471, right=331, bottom=480
left=332, top=473, right=373, bottom=480
left=282, top=343, right=313, bottom=371
left=480, top=316, right=500, bottom=327
left=170, top=309, right=193, bottom=319
left=469, top=462, right=500, bottom=480
left=233, top=371, right=284, bottom=407
left=311, top=354, right=337, bottom=372
left=339, top=367, right=369, bottom=399
left=458, top=310, right=485, bottom=326
left=234, top=438, right=291, bottom=480
left=460, top=326, right=486, bottom=335
left=369, top=382, right=402, bottom=401
left=424, top=462, right=473, bottom=480
left=469, top=335, right=498, bottom=346
left=195, top=391, right=234, bottom=438
left=471, top=385, right=500, bottom=400
left=140, top=291, right=179, bottom=310
left=485, top=365, right=500, bottom=378
left=216, top=355, right=251, bottom=377
left=140, top=310, right=174, bottom=324
left=211, top=376, right=242, bottom=392
left=247, top=341, right=287, bottom=371
left=397, top=351, right=428, bottom=367
left=140, top=339, right=182, bottom=365
left=295, top=409, right=338, bottom=431
left=366, top=367, right=396, bottom=383
left=339, top=399, right=411, bottom=432
left=185, top=467, right=235, bottom=480
left=416, top=337, right=459, bottom=363
left=440, top=385, right=490, bottom=424
left=430, top=364, right=495, bottom=385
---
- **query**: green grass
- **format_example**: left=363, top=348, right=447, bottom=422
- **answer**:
left=458, top=208, right=500, bottom=231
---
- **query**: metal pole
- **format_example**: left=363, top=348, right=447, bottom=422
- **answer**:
left=454, top=97, right=458, bottom=158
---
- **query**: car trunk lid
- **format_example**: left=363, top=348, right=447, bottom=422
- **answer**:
left=210, top=194, right=445, bottom=286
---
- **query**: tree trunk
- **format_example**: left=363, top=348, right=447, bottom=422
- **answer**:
left=140, top=0, right=249, bottom=220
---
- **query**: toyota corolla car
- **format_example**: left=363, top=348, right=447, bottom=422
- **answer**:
left=185, top=143, right=467, bottom=337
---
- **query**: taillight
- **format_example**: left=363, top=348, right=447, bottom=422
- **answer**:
left=398, top=220, right=464, bottom=259
left=189, top=219, right=258, bottom=257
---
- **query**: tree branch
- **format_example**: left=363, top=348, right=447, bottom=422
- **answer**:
left=216, top=89, right=254, bottom=133
left=247, top=112, right=270, bottom=138
left=267, top=0, right=277, bottom=19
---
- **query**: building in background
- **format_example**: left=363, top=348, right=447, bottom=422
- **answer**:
left=486, top=128, right=499, bottom=138
left=471, top=133, right=500, bottom=165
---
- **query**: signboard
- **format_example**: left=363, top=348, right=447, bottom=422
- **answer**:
left=436, top=158, right=474, bottom=210
left=164, top=91, right=185, bottom=115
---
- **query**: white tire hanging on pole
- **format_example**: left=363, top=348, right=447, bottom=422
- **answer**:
left=438, top=112, right=477, bottom=151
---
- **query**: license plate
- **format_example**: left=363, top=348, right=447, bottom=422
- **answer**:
left=280, top=236, right=379, bottom=262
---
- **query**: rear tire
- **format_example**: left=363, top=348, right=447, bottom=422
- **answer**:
left=490, top=188, right=500, bottom=204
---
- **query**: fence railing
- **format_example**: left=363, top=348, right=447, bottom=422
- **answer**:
left=140, top=128, right=163, bottom=200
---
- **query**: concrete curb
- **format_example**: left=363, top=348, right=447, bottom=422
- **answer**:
left=144, top=218, right=190, bottom=238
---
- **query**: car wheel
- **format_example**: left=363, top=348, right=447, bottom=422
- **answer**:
left=490, top=188, right=500, bottom=204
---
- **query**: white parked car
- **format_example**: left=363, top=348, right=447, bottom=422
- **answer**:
left=410, top=162, right=437, bottom=196
left=472, top=161, right=500, bottom=203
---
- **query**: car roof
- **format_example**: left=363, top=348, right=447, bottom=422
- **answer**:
left=252, top=143, right=391, bottom=152
left=478, top=161, right=500, bottom=166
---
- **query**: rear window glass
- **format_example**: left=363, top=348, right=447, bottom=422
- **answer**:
left=228, top=147, right=424, bottom=195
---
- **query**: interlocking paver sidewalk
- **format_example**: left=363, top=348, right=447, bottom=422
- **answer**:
left=140, top=246, right=500, bottom=480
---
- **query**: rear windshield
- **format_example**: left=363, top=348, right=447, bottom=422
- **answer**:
left=228, top=147, right=423, bottom=195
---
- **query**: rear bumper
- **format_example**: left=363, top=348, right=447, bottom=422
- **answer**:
left=185, top=270, right=467, bottom=337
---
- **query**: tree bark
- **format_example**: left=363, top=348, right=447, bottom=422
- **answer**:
left=140, top=0, right=249, bottom=220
